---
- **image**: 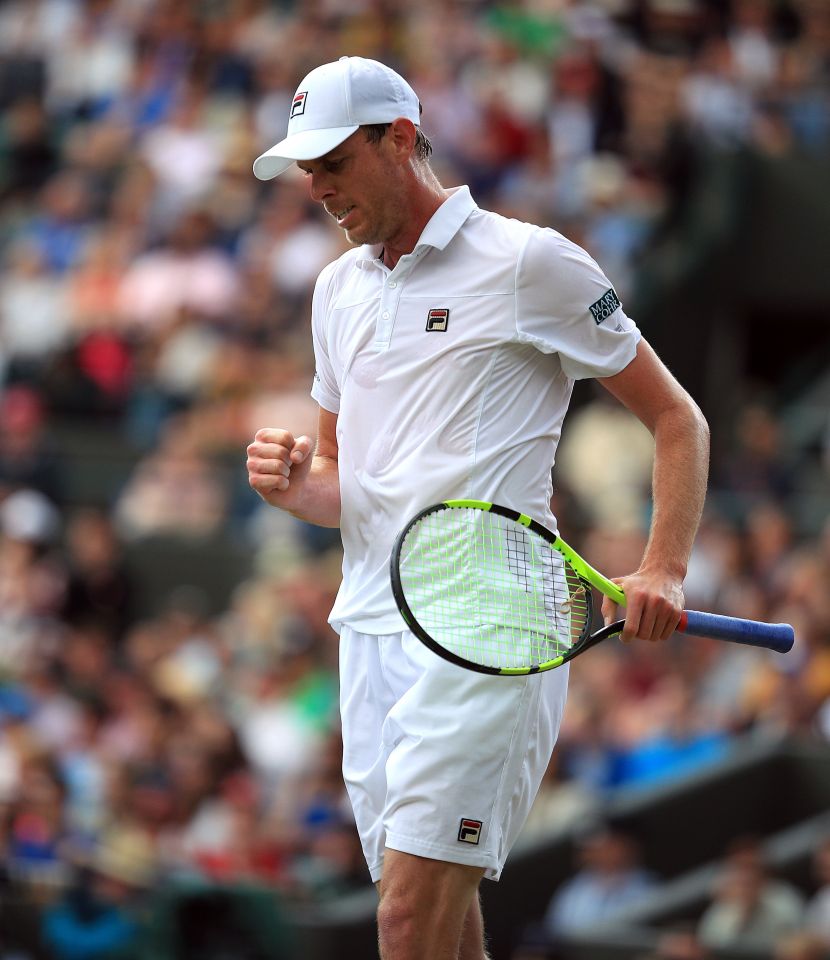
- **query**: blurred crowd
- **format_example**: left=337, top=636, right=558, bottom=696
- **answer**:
left=515, top=831, right=830, bottom=959
left=0, top=0, right=829, bottom=957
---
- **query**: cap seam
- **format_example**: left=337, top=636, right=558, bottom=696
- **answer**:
left=387, top=71, right=401, bottom=110
left=343, top=58, right=354, bottom=124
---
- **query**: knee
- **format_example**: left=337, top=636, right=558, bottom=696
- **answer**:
left=377, top=889, right=419, bottom=951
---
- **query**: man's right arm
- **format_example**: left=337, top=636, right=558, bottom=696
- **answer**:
left=246, top=406, right=340, bottom=528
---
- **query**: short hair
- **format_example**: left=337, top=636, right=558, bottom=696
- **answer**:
left=362, top=122, right=433, bottom=163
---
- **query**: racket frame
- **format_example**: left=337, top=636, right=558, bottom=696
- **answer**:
left=390, top=499, right=620, bottom=675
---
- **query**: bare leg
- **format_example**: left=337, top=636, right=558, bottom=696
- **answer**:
left=377, top=849, right=486, bottom=960
left=459, top=892, right=491, bottom=960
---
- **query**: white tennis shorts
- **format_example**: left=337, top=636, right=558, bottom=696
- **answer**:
left=339, top=625, right=569, bottom=883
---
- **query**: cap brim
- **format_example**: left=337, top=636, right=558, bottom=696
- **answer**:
left=253, top=125, right=360, bottom=180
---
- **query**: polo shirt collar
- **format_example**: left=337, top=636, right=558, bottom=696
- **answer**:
left=356, top=186, right=476, bottom=268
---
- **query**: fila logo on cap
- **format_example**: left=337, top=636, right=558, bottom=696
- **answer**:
left=426, top=308, right=449, bottom=333
left=458, top=818, right=483, bottom=844
left=290, top=91, right=308, bottom=119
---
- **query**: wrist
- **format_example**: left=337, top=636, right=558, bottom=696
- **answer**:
left=638, top=557, right=687, bottom=581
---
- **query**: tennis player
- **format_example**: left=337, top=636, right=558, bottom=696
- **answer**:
left=246, top=56, right=710, bottom=960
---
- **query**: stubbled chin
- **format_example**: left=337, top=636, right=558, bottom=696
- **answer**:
left=343, top=225, right=372, bottom=245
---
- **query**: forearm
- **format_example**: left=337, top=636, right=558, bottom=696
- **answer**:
left=641, top=399, right=710, bottom=577
left=282, top=452, right=341, bottom=528
left=598, top=339, right=709, bottom=640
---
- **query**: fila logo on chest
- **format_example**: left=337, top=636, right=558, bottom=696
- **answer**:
left=426, top=308, right=449, bottom=332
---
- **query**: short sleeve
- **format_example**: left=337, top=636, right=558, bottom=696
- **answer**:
left=309, top=261, right=341, bottom=413
left=515, top=227, right=640, bottom=379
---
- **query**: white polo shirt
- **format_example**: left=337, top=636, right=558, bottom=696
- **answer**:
left=310, top=186, right=640, bottom=634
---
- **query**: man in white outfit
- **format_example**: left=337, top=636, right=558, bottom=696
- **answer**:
left=246, top=56, right=709, bottom=960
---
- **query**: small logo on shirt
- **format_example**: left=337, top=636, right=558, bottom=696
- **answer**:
left=458, top=818, right=483, bottom=845
left=426, top=308, right=449, bottom=332
left=589, top=288, right=622, bottom=325
left=290, top=91, right=308, bottom=119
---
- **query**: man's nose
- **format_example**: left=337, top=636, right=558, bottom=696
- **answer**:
left=309, top=172, right=335, bottom=204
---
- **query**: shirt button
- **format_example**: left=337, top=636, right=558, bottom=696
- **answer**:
left=382, top=311, right=390, bottom=319
left=388, top=281, right=397, bottom=288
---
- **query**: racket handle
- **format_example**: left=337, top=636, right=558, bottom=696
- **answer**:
left=678, top=610, right=794, bottom=653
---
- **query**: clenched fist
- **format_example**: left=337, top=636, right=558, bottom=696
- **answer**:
left=246, top=428, right=314, bottom=504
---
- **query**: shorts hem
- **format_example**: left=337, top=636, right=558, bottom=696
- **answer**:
left=384, top=831, right=502, bottom=881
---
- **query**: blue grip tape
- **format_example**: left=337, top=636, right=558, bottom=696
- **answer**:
left=680, top=610, right=794, bottom=653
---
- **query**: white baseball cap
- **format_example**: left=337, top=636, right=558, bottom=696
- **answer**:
left=253, top=56, right=421, bottom=181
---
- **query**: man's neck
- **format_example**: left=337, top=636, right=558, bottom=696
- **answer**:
left=382, top=182, right=450, bottom=270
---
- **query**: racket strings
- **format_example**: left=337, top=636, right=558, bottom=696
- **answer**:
left=399, top=507, right=592, bottom=670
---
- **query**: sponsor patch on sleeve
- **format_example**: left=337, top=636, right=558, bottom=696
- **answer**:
left=589, top=288, right=622, bottom=325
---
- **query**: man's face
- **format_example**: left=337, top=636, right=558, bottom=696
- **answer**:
left=297, top=128, right=406, bottom=247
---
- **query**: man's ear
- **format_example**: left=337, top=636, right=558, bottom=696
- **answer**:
left=388, top=118, right=417, bottom=164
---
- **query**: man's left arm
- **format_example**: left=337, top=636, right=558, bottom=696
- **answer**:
left=598, top=338, right=710, bottom=642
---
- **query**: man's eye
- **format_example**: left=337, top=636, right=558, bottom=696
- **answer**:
left=325, top=159, right=344, bottom=172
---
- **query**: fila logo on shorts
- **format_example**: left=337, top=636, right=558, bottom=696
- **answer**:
left=426, top=308, right=449, bottom=332
left=458, top=818, right=483, bottom=844
left=291, top=91, right=308, bottom=119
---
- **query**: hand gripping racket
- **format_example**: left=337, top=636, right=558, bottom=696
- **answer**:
left=390, top=500, right=795, bottom=676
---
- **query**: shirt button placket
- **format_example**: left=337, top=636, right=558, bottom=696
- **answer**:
left=376, top=271, right=404, bottom=348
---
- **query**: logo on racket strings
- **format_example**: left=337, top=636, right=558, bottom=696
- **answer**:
left=560, top=582, right=587, bottom=616
left=458, top=818, right=483, bottom=844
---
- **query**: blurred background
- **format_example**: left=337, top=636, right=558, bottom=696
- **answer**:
left=0, top=0, right=828, bottom=958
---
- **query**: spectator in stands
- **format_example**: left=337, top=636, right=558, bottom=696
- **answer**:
left=0, top=240, right=69, bottom=381
left=697, top=836, right=805, bottom=949
left=554, top=389, right=655, bottom=533
left=116, top=208, right=239, bottom=335
left=113, top=416, right=228, bottom=540
left=0, top=385, right=62, bottom=504
left=61, top=507, right=134, bottom=643
left=681, top=37, right=756, bottom=147
left=24, top=171, right=93, bottom=275
left=177, top=768, right=289, bottom=888
left=805, top=836, right=830, bottom=946
left=613, top=675, right=732, bottom=787
left=138, top=85, right=224, bottom=217
left=716, top=403, right=796, bottom=512
left=543, top=826, right=657, bottom=937
left=290, top=817, right=367, bottom=901
left=0, top=96, right=58, bottom=202
left=41, top=828, right=154, bottom=960
left=774, top=932, right=828, bottom=960
left=636, top=928, right=712, bottom=959
left=6, top=752, right=68, bottom=892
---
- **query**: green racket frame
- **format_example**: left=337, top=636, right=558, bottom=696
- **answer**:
left=390, top=499, right=625, bottom=675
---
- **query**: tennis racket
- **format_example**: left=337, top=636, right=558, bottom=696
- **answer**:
left=390, top=500, right=795, bottom=676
